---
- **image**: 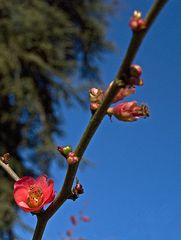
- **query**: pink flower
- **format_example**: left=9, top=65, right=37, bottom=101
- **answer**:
left=14, top=176, right=56, bottom=213
left=107, top=101, right=149, bottom=122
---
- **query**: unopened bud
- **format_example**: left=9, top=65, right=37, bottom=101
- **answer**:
left=67, top=152, right=79, bottom=165
left=107, top=101, right=149, bottom=122
left=0, top=153, right=10, bottom=164
left=57, top=145, right=72, bottom=157
left=80, top=215, right=91, bottom=223
left=128, top=77, right=144, bottom=86
left=129, top=11, right=146, bottom=32
left=130, top=64, right=142, bottom=78
left=70, top=215, right=78, bottom=226
left=66, top=229, right=73, bottom=237
left=73, top=178, right=84, bottom=195
left=133, top=10, right=142, bottom=19
left=89, top=88, right=104, bottom=103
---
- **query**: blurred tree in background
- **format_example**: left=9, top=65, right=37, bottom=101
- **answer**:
left=0, top=0, right=114, bottom=238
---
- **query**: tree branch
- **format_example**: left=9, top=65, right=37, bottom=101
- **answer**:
left=32, top=0, right=168, bottom=238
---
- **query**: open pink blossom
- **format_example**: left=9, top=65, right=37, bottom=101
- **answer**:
left=107, top=101, right=149, bottom=122
left=14, top=175, right=56, bottom=213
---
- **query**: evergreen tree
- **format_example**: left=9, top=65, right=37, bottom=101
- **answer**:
left=0, top=0, right=114, bottom=238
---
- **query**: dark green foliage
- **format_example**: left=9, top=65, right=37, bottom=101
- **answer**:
left=0, top=0, right=113, bottom=237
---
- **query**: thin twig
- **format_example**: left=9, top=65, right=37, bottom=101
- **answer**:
left=32, top=0, right=168, bottom=239
left=0, top=161, right=20, bottom=181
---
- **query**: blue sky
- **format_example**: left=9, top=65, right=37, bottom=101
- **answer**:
left=17, top=1, right=181, bottom=239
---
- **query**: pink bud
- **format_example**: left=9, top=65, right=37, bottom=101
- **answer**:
left=89, top=88, right=104, bottom=103
left=67, top=152, right=79, bottom=165
left=107, top=101, right=149, bottom=122
left=138, top=18, right=147, bottom=30
left=129, top=11, right=146, bottom=32
left=129, top=19, right=139, bottom=31
left=130, top=64, right=142, bottom=78
left=80, top=215, right=91, bottom=222
left=90, top=102, right=100, bottom=111
left=128, top=77, right=144, bottom=86
left=70, top=215, right=78, bottom=225
left=66, top=229, right=73, bottom=237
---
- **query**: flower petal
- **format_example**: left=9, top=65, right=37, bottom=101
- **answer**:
left=14, top=176, right=35, bottom=190
left=14, top=186, right=28, bottom=203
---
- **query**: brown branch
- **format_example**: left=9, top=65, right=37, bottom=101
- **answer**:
left=32, top=0, right=168, bottom=239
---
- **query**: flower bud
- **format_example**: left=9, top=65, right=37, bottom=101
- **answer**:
left=128, top=77, right=144, bottom=86
left=67, top=152, right=79, bottom=165
left=107, top=101, right=149, bottom=122
left=0, top=153, right=10, bottom=164
left=129, top=10, right=146, bottom=32
left=130, top=64, right=142, bottom=78
left=73, top=178, right=84, bottom=195
left=89, top=87, right=104, bottom=103
left=70, top=215, right=78, bottom=226
left=57, top=145, right=72, bottom=157
left=66, top=229, right=73, bottom=237
left=90, top=102, right=100, bottom=111
left=80, top=215, right=91, bottom=222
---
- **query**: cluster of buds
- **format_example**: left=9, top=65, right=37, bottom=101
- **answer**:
left=89, top=63, right=149, bottom=122
left=129, top=10, right=146, bottom=32
left=67, top=152, right=79, bottom=165
left=89, top=82, right=137, bottom=113
left=89, top=87, right=104, bottom=113
left=57, top=145, right=79, bottom=165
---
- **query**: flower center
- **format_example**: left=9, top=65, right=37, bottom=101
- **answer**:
left=27, top=185, right=43, bottom=208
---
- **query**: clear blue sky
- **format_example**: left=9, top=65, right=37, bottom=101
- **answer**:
left=17, top=1, right=181, bottom=239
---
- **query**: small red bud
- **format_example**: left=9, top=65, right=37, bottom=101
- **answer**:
left=138, top=18, right=147, bottom=30
left=129, top=19, right=139, bottom=31
left=66, top=229, right=73, bottom=237
left=130, top=64, right=142, bottom=78
left=70, top=215, right=78, bottom=226
left=89, top=88, right=104, bottom=103
left=80, top=215, right=91, bottom=222
left=67, top=152, right=79, bottom=165
left=129, top=10, right=146, bottom=32
left=128, top=77, right=144, bottom=86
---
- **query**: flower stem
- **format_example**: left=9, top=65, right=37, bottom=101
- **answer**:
left=32, top=0, right=168, bottom=238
